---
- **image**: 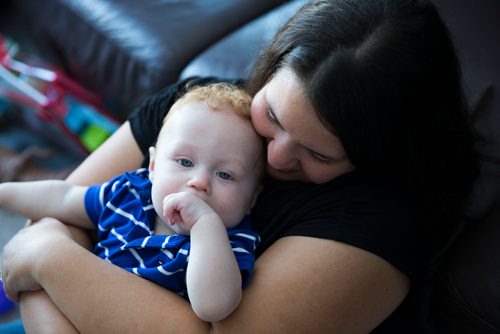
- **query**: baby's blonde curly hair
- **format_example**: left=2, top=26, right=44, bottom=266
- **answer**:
left=164, top=82, right=253, bottom=125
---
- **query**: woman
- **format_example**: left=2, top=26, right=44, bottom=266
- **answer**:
left=2, top=0, right=478, bottom=332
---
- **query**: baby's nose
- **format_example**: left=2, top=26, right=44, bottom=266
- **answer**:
left=186, top=172, right=211, bottom=193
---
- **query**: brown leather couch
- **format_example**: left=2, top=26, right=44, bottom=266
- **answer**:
left=2, top=0, right=499, bottom=332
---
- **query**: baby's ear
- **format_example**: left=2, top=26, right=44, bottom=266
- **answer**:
left=148, top=146, right=156, bottom=181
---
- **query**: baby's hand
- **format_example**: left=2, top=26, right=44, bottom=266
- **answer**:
left=162, top=192, right=218, bottom=235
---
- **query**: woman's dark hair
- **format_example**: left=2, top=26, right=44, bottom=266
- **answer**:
left=247, top=0, right=479, bottom=249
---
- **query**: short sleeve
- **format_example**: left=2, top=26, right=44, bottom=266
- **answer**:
left=84, top=183, right=106, bottom=226
left=84, top=174, right=129, bottom=227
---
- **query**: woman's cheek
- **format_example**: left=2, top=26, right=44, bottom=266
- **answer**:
left=250, top=105, right=268, bottom=137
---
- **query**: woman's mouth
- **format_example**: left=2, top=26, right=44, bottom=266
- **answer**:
left=267, top=165, right=297, bottom=175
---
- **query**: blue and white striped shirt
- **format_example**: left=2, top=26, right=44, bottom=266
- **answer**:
left=84, top=168, right=260, bottom=296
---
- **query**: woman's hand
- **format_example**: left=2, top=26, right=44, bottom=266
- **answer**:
left=2, top=218, right=73, bottom=301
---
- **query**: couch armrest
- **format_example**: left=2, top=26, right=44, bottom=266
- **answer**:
left=432, top=206, right=500, bottom=334
left=180, top=0, right=306, bottom=81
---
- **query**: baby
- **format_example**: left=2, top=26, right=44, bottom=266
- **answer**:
left=0, top=82, right=265, bottom=321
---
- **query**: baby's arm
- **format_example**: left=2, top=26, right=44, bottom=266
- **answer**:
left=162, top=192, right=242, bottom=322
left=0, top=180, right=92, bottom=229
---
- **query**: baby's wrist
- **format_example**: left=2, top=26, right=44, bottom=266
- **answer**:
left=190, top=212, right=224, bottom=233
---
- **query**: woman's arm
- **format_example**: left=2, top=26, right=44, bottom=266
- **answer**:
left=20, top=290, right=78, bottom=334
left=18, top=221, right=94, bottom=333
left=4, top=220, right=409, bottom=333
left=217, top=236, right=409, bottom=333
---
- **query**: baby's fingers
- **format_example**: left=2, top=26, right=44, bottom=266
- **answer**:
left=166, top=210, right=183, bottom=226
left=162, top=192, right=214, bottom=229
left=162, top=194, right=182, bottom=222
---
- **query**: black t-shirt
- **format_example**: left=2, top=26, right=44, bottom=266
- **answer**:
left=128, top=77, right=426, bottom=332
left=253, top=173, right=418, bottom=277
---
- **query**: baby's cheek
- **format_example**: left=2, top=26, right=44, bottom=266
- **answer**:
left=217, top=200, right=244, bottom=228
left=150, top=190, right=165, bottom=218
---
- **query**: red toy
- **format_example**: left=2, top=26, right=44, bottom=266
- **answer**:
left=0, top=35, right=120, bottom=154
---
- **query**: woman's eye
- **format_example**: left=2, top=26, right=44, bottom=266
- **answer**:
left=312, top=153, right=334, bottom=164
left=177, top=159, right=194, bottom=167
left=216, top=171, right=233, bottom=180
left=266, top=108, right=279, bottom=125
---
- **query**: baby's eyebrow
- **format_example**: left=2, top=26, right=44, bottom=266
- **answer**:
left=221, top=158, right=246, bottom=172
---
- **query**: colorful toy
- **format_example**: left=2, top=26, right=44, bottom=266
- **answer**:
left=0, top=35, right=120, bottom=154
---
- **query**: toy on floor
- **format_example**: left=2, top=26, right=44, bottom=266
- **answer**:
left=0, top=35, right=120, bottom=154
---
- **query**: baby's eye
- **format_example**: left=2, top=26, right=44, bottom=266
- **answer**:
left=216, top=171, right=233, bottom=180
left=177, top=159, right=194, bottom=167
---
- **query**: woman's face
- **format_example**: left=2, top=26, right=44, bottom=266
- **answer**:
left=251, top=68, right=355, bottom=184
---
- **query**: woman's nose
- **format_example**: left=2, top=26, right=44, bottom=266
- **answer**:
left=267, top=137, right=298, bottom=170
left=186, top=171, right=211, bottom=193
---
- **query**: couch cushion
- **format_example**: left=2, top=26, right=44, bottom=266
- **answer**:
left=12, top=0, right=283, bottom=106
left=433, top=207, right=500, bottom=334
left=180, top=0, right=307, bottom=81
left=430, top=1, right=500, bottom=332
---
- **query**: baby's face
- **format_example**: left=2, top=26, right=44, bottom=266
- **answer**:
left=149, top=101, right=263, bottom=229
